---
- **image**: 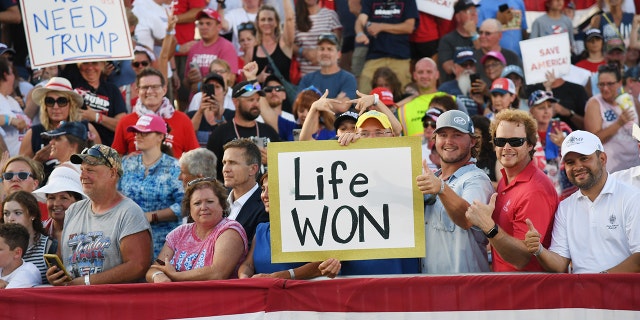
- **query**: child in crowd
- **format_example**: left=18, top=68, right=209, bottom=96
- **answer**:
left=0, top=223, right=41, bottom=289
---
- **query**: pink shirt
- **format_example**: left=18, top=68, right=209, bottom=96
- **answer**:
left=165, top=218, right=248, bottom=277
left=492, top=160, right=559, bottom=272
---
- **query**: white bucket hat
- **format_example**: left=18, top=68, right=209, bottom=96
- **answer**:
left=32, top=165, right=86, bottom=201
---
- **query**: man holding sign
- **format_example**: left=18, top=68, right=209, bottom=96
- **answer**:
left=416, top=110, right=493, bottom=274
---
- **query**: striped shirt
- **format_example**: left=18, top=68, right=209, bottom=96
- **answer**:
left=294, top=8, right=342, bottom=76
left=24, top=234, right=50, bottom=284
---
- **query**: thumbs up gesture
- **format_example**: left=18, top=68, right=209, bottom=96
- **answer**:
left=465, top=193, right=498, bottom=232
left=416, top=159, right=443, bottom=195
left=524, top=218, right=543, bottom=255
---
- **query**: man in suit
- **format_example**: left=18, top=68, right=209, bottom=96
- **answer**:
left=221, top=138, right=268, bottom=241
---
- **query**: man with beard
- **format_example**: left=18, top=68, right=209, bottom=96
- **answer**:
left=297, top=33, right=357, bottom=110
left=465, top=109, right=558, bottom=272
left=206, top=81, right=280, bottom=181
left=438, top=47, right=486, bottom=116
left=416, top=110, right=493, bottom=273
left=524, top=130, right=640, bottom=273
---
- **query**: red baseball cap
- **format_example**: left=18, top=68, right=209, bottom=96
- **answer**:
left=370, top=87, right=394, bottom=106
left=196, top=8, right=221, bottom=23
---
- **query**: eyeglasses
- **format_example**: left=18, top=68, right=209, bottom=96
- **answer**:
left=303, top=85, right=322, bottom=96
left=423, top=121, right=436, bottom=129
left=493, top=137, right=526, bottom=147
left=80, top=146, right=113, bottom=168
left=2, top=172, right=32, bottom=181
left=44, top=96, right=69, bottom=108
left=359, top=130, right=392, bottom=137
left=484, top=62, right=503, bottom=69
left=187, top=177, right=216, bottom=187
left=238, top=22, right=255, bottom=32
left=478, top=30, right=496, bottom=36
left=139, top=84, right=163, bottom=92
left=131, top=61, right=150, bottom=68
left=597, top=81, right=618, bottom=88
left=264, top=85, right=284, bottom=93
left=233, top=83, right=261, bottom=97
left=211, top=68, right=228, bottom=75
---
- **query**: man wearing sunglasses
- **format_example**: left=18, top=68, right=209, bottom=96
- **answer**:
left=438, top=47, right=485, bottom=116
left=416, top=110, right=493, bottom=274
left=206, top=80, right=280, bottom=181
left=524, top=130, right=640, bottom=274
left=297, top=33, right=357, bottom=111
left=465, top=109, right=558, bottom=272
left=47, top=144, right=152, bottom=286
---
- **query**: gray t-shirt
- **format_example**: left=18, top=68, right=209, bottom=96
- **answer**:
left=61, top=197, right=151, bottom=278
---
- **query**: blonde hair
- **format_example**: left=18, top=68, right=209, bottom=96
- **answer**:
left=255, top=5, right=281, bottom=45
left=38, top=91, right=82, bottom=130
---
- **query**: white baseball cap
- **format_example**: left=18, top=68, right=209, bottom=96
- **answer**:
left=561, top=130, right=604, bottom=160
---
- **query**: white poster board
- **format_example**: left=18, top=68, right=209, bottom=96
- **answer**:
left=20, top=0, right=134, bottom=68
left=520, top=33, right=571, bottom=85
left=268, top=137, right=425, bottom=263
left=416, top=0, right=455, bottom=20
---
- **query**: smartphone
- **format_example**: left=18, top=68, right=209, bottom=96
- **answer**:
left=155, top=258, right=166, bottom=266
left=499, top=4, right=509, bottom=12
left=202, top=83, right=216, bottom=97
left=292, top=129, right=301, bottom=141
left=470, top=73, right=480, bottom=84
left=44, top=254, right=71, bottom=278
left=189, top=61, right=198, bottom=72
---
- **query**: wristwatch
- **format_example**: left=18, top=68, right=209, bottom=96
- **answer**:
left=484, top=224, right=499, bottom=238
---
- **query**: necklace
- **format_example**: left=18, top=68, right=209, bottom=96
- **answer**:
left=142, top=153, right=162, bottom=168
left=233, top=118, right=259, bottom=139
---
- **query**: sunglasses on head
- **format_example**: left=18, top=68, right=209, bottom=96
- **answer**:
left=81, top=146, right=113, bottom=168
left=2, top=172, right=32, bottom=181
left=234, top=83, right=262, bottom=97
left=318, top=33, right=338, bottom=44
left=264, top=85, right=284, bottom=93
left=238, top=22, right=256, bottom=32
left=44, top=96, right=70, bottom=108
left=131, top=61, right=150, bottom=68
left=187, top=177, right=216, bottom=187
left=493, top=137, right=526, bottom=147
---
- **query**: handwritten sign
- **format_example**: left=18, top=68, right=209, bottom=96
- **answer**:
left=268, top=137, right=425, bottom=263
left=20, top=0, right=134, bottom=68
left=520, top=33, right=571, bottom=85
left=416, top=0, right=455, bottom=20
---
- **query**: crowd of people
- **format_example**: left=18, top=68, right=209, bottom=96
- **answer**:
left=0, top=0, right=639, bottom=288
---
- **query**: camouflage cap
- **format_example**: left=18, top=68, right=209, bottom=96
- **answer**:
left=70, top=144, right=123, bottom=176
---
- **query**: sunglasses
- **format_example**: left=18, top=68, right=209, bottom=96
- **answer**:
left=2, top=172, right=32, bottom=181
left=187, top=177, right=216, bottom=187
left=131, top=61, right=150, bottom=68
left=318, top=33, right=339, bottom=44
left=238, top=22, right=255, bottom=32
left=264, top=85, right=284, bottom=93
left=423, top=121, right=436, bottom=129
left=493, top=137, right=526, bottom=147
left=233, top=83, right=262, bottom=98
left=44, top=96, right=70, bottom=108
left=81, top=147, right=113, bottom=168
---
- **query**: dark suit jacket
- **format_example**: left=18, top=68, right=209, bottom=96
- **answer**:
left=235, top=186, right=269, bottom=241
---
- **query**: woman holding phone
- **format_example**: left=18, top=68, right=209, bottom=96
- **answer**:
left=145, top=178, right=248, bottom=283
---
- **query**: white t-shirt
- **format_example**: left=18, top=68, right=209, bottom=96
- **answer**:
left=132, top=0, right=168, bottom=51
left=549, top=176, right=640, bottom=273
left=0, top=93, right=30, bottom=156
left=0, top=260, right=41, bottom=288
left=221, top=9, right=257, bottom=55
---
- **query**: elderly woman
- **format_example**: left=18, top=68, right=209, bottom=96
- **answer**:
left=238, top=173, right=336, bottom=279
left=146, top=178, right=248, bottom=282
left=20, top=77, right=100, bottom=164
left=2, top=191, right=56, bottom=284
left=118, top=114, right=184, bottom=257
left=32, top=165, right=85, bottom=244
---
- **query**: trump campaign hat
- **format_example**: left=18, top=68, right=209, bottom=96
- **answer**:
left=127, top=114, right=168, bottom=134
left=490, top=78, right=516, bottom=95
left=561, top=130, right=604, bottom=160
left=370, top=87, right=394, bottom=106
